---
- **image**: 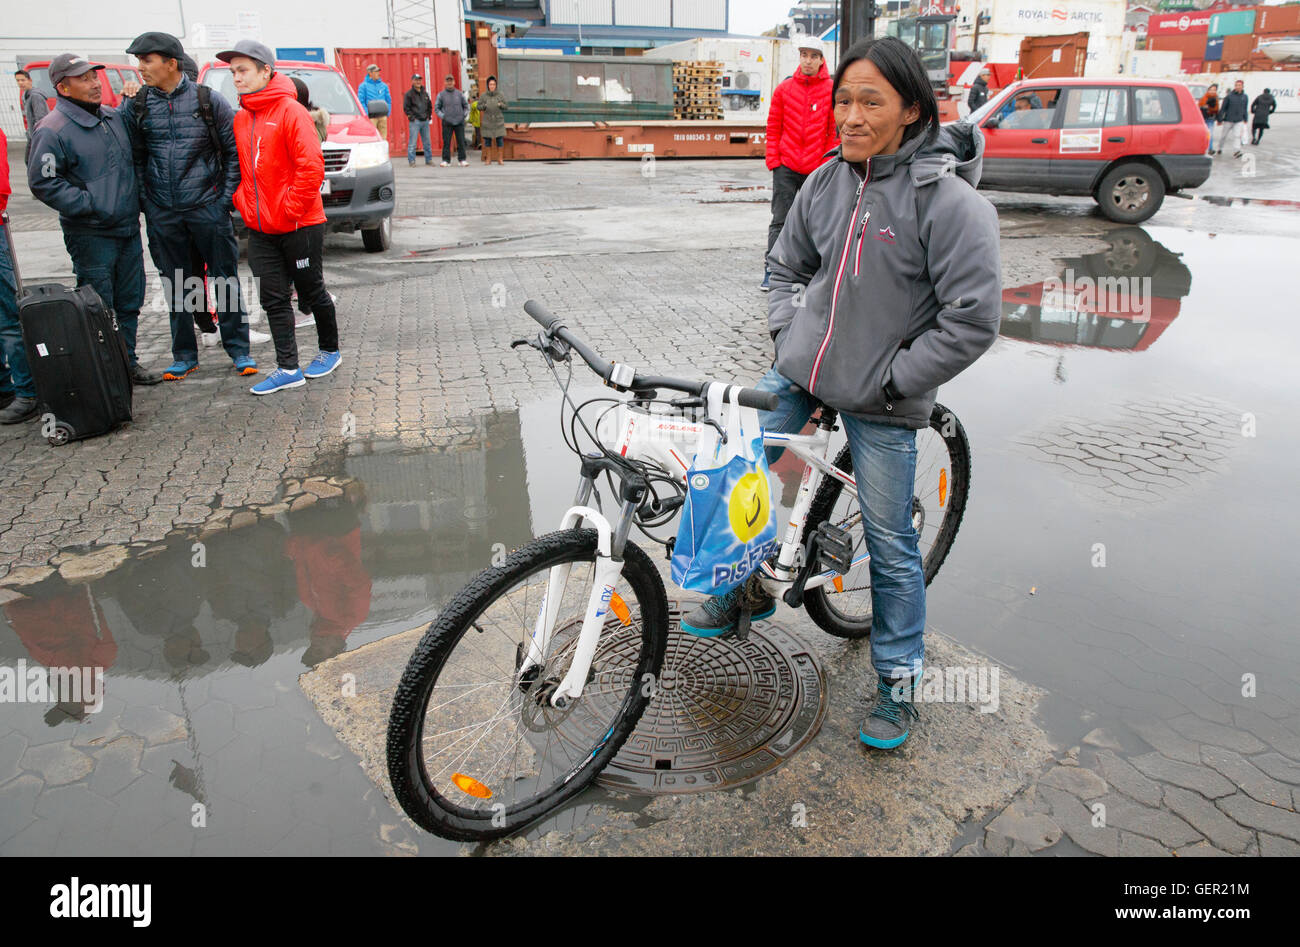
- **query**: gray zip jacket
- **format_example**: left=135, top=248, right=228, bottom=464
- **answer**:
left=768, top=122, right=1001, bottom=429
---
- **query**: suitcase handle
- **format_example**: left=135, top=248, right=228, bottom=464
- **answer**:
left=1, top=213, right=21, bottom=299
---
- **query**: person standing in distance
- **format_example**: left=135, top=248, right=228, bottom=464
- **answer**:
left=219, top=41, right=343, bottom=396
left=14, top=69, right=51, bottom=166
left=357, top=64, right=391, bottom=139
left=403, top=73, right=433, bottom=167
left=761, top=36, right=838, bottom=291
left=434, top=75, right=470, bottom=168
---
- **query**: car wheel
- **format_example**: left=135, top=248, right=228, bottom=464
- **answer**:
left=1082, top=226, right=1157, bottom=278
left=1095, top=163, right=1165, bottom=224
left=362, top=216, right=391, bottom=253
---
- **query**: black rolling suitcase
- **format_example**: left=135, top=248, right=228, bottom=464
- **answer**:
left=6, top=215, right=134, bottom=446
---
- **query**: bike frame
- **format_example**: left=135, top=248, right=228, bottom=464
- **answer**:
left=521, top=401, right=870, bottom=705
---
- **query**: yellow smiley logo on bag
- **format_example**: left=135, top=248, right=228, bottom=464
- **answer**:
left=728, top=470, right=771, bottom=543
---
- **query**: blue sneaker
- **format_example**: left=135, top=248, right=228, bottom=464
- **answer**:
left=859, top=675, right=920, bottom=749
left=233, top=355, right=258, bottom=376
left=759, top=268, right=771, bottom=292
left=302, top=350, right=342, bottom=379
left=250, top=367, right=305, bottom=395
left=680, top=576, right=776, bottom=638
left=163, top=359, right=199, bottom=381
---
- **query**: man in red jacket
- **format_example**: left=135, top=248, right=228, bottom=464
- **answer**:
left=219, top=39, right=343, bottom=395
left=762, top=36, right=837, bottom=291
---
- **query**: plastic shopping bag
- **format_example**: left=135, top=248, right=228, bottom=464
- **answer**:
left=671, top=383, right=779, bottom=594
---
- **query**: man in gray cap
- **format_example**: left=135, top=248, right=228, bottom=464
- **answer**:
left=124, top=31, right=254, bottom=382
left=25, top=53, right=164, bottom=394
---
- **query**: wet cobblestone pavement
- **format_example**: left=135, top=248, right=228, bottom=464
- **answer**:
left=2, top=119, right=1299, bottom=855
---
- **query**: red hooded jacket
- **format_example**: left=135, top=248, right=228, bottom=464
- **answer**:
left=765, top=61, right=838, bottom=176
left=232, top=72, right=327, bottom=235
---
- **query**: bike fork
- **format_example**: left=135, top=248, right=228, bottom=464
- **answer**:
left=520, top=477, right=636, bottom=707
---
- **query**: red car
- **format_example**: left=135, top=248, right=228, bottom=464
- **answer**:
left=969, top=77, right=1212, bottom=223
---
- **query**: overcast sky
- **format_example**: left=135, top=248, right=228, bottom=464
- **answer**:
left=730, top=0, right=799, bottom=37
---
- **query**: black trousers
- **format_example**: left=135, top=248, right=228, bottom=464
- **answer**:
left=441, top=121, right=467, bottom=162
left=145, top=199, right=248, bottom=361
left=767, top=165, right=810, bottom=257
left=246, top=224, right=339, bottom=371
left=1251, top=123, right=1267, bottom=144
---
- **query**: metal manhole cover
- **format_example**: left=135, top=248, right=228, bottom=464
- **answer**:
left=595, top=606, right=827, bottom=795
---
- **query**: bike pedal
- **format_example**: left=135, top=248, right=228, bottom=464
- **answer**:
left=814, top=521, right=854, bottom=575
left=735, top=606, right=751, bottom=642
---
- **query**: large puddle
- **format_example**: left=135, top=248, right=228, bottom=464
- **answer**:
left=2, top=223, right=1297, bottom=854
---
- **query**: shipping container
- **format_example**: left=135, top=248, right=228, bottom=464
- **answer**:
left=1182, top=59, right=1203, bottom=74
left=1205, top=36, right=1224, bottom=62
left=1256, top=5, right=1300, bottom=35
left=989, top=0, right=1126, bottom=37
left=496, top=54, right=674, bottom=123
left=1208, top=10, right=1256, bottom=37
left=1123, top=49, right=1184, bottom=77
left=336, top=48, right=462, bottom=157
left=1020, top=32, right=1090, bottom=78
left=1147, top=32, right=1209, bottom=60
left=1221, top=34, right=1256, bottom=65
left=1146, top=11, right=1212, bottom=36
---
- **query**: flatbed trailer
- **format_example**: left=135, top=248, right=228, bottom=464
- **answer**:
left=502, top=121, right=768, bottom=160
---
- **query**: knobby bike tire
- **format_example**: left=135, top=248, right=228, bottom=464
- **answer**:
left=801, top=402, right=972, bottom=639
left=387, top=528, right=669, bottom=841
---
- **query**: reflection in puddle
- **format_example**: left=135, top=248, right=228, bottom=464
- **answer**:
left=1000, top=227, right=1190, bottom=353
left=0, top=412, right=538, bottom=854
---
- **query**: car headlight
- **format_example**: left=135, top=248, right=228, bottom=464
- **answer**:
left=351, top=141, right=391, bottom=170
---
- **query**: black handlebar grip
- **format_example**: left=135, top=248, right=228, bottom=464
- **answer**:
left=738, top=388, right=780, bottom=412
left=524, top=299, right=561, bottom=332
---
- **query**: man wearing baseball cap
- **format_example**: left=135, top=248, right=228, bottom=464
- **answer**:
left=26, top=53, right=164, bottom=391
left=357, top=64, right=391, bottom=139
left=124, top=31, right=254, bottom=382
left=403, top=73, right=434, bottom=167
left=761, top=35, right=837, bottom=291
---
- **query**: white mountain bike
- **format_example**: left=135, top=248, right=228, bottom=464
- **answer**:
left=387, top=300, right=971, bottom=841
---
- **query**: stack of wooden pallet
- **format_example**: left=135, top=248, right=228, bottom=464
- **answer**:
left=673, top=60, right=723, bottom=120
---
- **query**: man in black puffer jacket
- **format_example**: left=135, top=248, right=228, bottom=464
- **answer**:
left=125, top=31, right=255, bottom=381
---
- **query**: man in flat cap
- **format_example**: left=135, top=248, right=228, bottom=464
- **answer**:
left=124, top=31, right=254, bottom=381
left=26, top=53, right=164, bottom=390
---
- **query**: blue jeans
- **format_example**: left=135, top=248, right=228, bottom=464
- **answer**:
left=408, top=119, right=433, bottom=164
left=0, top=225, right=34, bottom=398
left=753, top=367, right=926, bottom=678
left=62, top=229, right=144, bottom=364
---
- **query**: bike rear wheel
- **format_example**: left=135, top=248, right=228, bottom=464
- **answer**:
left=801, top=403, right=971, bottom=639
left=387, top=528, right=669, bottom=841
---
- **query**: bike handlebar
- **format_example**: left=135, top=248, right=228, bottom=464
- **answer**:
left=523, top=299, right=779, bottom=412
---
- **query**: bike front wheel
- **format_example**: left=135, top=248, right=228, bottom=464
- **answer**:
left=801, top=403, right=971, bottom=639
left=386, top=528, right=669, bottom=842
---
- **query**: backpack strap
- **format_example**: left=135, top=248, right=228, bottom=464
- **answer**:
left=195, top=83, right=224, bottom=169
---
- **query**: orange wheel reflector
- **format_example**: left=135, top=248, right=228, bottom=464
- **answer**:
left=609, top=591, right=632, bottom=626
left=832, top=575, right=844, bottom=593
left=938, top=468, right=948, bottom=508
left=451, top=773, right=492, bottom=799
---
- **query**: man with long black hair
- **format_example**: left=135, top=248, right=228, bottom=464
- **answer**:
left=683, top=37, right=1002, bottom=752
